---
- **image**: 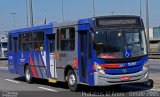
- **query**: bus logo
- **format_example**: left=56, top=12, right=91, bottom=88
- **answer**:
left=122, top=69, right=127, bottom=73
left=124, top=50, right=131, bottom=58
left=119, top=64, right=125, bottom=68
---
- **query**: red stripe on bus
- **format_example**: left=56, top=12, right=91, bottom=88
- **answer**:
left=92, top=64, right=119, bottom=70
left=101, top=64, right=119, bottom=69
left=30, top=55, right=38, bottom=78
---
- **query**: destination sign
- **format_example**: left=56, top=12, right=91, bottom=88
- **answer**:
left=96, top=16, right=142, bottom=27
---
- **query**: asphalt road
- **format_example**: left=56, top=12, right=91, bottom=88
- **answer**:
left=0, top=60, right=160, bottom=97
left=149, top=59, right=160, bottom=74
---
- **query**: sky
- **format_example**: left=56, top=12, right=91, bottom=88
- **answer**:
left=0, top=0, right=160, bottom=34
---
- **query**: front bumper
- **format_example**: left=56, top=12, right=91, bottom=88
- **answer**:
left=94, top=68, right=149, bottom=86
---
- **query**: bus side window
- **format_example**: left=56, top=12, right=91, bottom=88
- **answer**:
left=88, top=32, right=92, bottom=59
left=57, top=29, right=60, bottom=51
left=9, top=35, right=12, bottom=51
left=19, top=34, right=21, bottom=51
left=21, top=33, right=33, bottom=51
left=48, top=34, right=55, bottom=53
left=60, top=27, right=75, bottom=51
left=33, top=31, right=44, bottom=51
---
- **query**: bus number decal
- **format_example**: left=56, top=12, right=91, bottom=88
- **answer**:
left=128, top=62, right=136, bottom=66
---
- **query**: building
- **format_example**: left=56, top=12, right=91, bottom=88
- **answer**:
left=148, top=27, right=160, bottom=52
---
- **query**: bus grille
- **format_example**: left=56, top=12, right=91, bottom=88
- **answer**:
left=105, top=65, right=143, bottom=75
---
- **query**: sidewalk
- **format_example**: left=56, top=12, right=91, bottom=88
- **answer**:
left=0, top=60, right=8, bottom=67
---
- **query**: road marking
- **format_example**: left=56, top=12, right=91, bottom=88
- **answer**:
left=38, top=87, right=58, bottom=92
left=5, top=79, right=20, bottom=84
left=124, top=85, right=160, bottom=92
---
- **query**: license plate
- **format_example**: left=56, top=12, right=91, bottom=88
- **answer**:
left=120, top=76, right=130, bottom=81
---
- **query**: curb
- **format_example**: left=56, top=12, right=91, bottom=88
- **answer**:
left=0, top=64, right=7, bottom=67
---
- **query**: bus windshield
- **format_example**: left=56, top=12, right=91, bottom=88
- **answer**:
left=95, top=28, right=147, bottom=59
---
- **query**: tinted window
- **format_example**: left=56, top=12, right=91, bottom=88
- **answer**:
left=19, top=34, right=21, bottom=50
left=33, top=31, right=44, bottom=51
left=95, top=29, right=147, bottom=59
left=21, top=33, right=33, bottom=51
left=88, top=32, right=92, bottom=59
left=60, top=27, right=75, bottom=51
left=57, top=29, right=59, bottom=50
left=14, top=38, right=17, bottom=53
left=9, top=35, right=12, bottom=51
left=48, top=34, right=55, bottom=53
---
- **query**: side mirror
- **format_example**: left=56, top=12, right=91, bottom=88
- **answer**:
left=89, top=28, right=95, bottom=43
left=91, top=33, right=95, bottom=42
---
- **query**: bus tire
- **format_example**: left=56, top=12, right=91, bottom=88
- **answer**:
left=25, top=65, right=33, bottom=83
left=67, top=70, right=78, bottom=92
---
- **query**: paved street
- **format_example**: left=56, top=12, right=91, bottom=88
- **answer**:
left=149, top=59, right=160, bottom=73
left=0, top=59, right=160, bottom=97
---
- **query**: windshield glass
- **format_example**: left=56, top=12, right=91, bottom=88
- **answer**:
left=1, top=43, right=7, bottom=48
left=95, top=28, right=147, bottom=59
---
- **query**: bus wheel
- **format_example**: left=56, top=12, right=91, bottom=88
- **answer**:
left=67, top=70, right=78, bottom=92
left=25, top=65, right=33, bottom=83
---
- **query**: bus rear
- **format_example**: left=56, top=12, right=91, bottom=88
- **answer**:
left=90, top=16, right=148, bottom=86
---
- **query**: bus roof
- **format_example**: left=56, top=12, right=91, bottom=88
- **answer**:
left=94, top=15, right=141, bottom=18
left=8, top=15, right=142, bottom=34
left=8, top=22, right=54, bottom=34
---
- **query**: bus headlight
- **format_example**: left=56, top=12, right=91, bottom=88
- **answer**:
left=94, top=62, right=105, bottom=75
left=143, top=61, right=149, bottom=70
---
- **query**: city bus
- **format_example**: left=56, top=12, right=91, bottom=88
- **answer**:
left=8, top=15, right=149, bottom=91
left=0, top=35, right=8, bottom=59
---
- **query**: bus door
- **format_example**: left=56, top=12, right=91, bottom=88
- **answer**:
left=13, top=37, right=18, bottom=73
left=79, top=31, right=89, bottom=83
left=8, top=35, right=18, bottom=73
left=48, top=34, right=57, bottom=78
